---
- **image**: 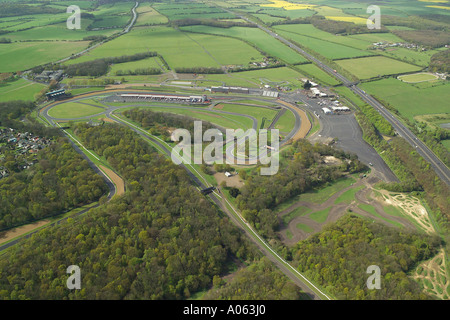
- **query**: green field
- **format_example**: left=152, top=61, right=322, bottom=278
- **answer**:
left=335, top=56, right=422, bottom=79
left=0, top=41, right=90, bottom=72
left=309, top=207, right=331, bottom=223
left=181, top=25, right=309, bottom=64
left=47, top=102, right=105, bottom=119
left=109, top=57, right=165, bottom=75
left=398, top=73, right=439, bottom=83
left=153, top=2, right=236, bottom=20
left=135, top=4, right=169, bottom=26
left=360, top=78, right=450, bottom=120
left=64, top=26, right=264, bottom=70
left=273, top=26, right=373, bottom=60
left=272, top=24, right=371, bottom=50
left=0, top=78, right=45, bottom=102
left=3, top=22, right=120, bottom=42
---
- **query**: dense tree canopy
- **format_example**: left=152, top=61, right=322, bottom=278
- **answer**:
left=0, top=138, right=107, bottom=229
left=0, top=123, right=263, bottom=299
left=291, top=214, right=441, bottom=300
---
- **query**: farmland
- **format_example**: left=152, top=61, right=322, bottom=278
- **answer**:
left=273, top=27, right=373, bottom=60
left=0, top=41, right=90, bottom=72
left=360, top=78, right=450, bottom=120
left=0, top=78, right=45, bottom=102
left=63, top=26, right=266, bottom=70
left=335, top=56, right=422, bottom=79
left=180, top=25, right=309, bottom=64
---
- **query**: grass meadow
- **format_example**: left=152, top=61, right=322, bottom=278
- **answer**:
left=181, top=25, right=309, bottom=64
left=335, top=56, right=422, bottom=79
left=0, top=78, right=45, bottom=102
left=360, top=78, right=450, bottom=120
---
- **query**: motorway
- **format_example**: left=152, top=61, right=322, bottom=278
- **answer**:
left=228, top=9, right=450, bottom=186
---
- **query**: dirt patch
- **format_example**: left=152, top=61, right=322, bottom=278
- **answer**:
left=214, top=104, right=224, bottom=110
left=0, top=219, right=50, bottom=245
left=214, top=172, right=244, bottom=188
left=412, top=248, right=449, bottom=300
left=99, top=165, right=125, bottom=197
left=375, top=190, right=435, bottom=234
left=323, top=155, right=342, bottom=165
left=100, top=117, right=115, bottom=123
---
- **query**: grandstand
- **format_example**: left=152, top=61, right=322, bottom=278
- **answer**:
left=119, top=93, right=208, bottom=104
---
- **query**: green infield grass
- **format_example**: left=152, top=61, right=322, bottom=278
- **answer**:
left=398, top=73, right=439, bottom=83
left=47, top=102, right=105, bottom=119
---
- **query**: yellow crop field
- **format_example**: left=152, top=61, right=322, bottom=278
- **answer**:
left=325, top=16, right=368, bottom=25
left=261, top=0, right=316, bottom=10
left=419, top=0, right=448, bottom=3
left=426, top=5, right=450, bottom=10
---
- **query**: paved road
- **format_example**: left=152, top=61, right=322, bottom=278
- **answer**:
left=228, top=9, right=450, bottom=186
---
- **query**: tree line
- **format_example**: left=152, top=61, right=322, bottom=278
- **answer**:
left=429, top=48, right=450, bottom=73
left=63, top=52, right=158, bottom=77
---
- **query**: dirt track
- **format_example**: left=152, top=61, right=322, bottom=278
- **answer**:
left=277, top=174, right=421, bottom=245
left=277, top=100, right=311, bottom=140
left=0, top=220, right=50, bottom=246
left=99, top=165, right=125, bottom=197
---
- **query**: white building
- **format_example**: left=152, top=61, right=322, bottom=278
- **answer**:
left=322, top=107, right=332, bottom=114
